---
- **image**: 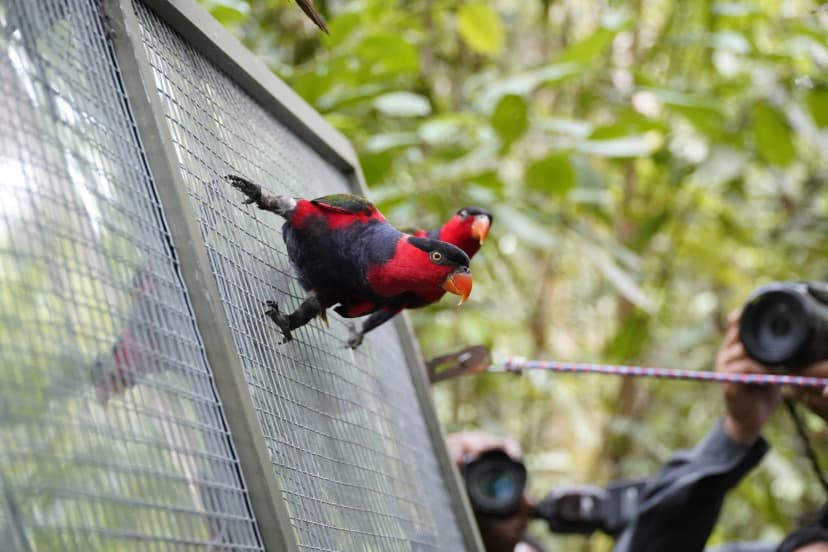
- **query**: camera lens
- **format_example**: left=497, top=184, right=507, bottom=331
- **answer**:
left=740, top=289, right=809, bottom=366
left=463, top=450, right=527, bottom=517
left=473, top=465, right=518, bottom=503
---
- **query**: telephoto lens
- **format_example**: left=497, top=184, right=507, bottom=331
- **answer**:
left=739, top=282, right=828, bottom=370
left=461, top=449, right=527, bottom=518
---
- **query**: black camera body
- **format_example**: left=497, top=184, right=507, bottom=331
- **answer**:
left=739, top=281, right=828, bottom=370
left=461, top=449, right=646, bottom=536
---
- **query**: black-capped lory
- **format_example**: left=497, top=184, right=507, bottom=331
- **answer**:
left=409, top=207, right=492, bottom=258
left=226, top=175, right=473, bottom=345
left=346, top=207, right=493, bottom=348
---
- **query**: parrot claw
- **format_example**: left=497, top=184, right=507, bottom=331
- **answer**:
left=225, top=175, right=262, bottom=206
left=345, top=323, right=364, bottom=349
left=264, top=300, right=293, bottom=343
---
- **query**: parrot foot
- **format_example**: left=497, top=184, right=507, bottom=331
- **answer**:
left=226, top=175, right=296, bottom=216
left=345, top=323, right=364, bottom=349
left=225, top=175, right=262, bottom=205
left=264, top=300, right=293, bottom=343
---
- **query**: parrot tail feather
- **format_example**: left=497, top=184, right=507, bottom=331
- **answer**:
left=295, top=0, right=329, bottom=34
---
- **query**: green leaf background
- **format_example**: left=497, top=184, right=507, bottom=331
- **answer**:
left=201, top=0, right=828, bottom=549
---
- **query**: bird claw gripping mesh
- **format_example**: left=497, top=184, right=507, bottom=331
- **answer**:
left=225, top=174, right=262, bottom=206
left=263, top=300, right=294, bottom=343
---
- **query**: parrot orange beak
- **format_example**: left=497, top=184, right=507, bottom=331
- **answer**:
left=471, top=216, right=490, bottom=244
left=442, top=268, right=473, bottom=305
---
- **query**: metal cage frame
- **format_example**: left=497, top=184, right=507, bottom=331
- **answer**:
left=102, top=0, right=484, bottom=549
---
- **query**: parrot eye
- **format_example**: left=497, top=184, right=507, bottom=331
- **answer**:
left=458, top=209, right=468, bottom=218
left=430, top=251, right=444, bottom=263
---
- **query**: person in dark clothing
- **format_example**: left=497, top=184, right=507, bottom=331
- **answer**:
left=448, top=310, right=828, bottom=552
left=613, top=312, right=828, bottom=552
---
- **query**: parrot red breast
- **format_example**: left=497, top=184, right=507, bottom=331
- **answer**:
left=226, top=175, right=473, bottom=345
left=345, top=207, right=492, bottom=347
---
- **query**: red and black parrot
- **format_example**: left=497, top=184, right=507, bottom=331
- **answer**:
left=91, top=264, right=159, bottom=404
left=226, top=175, right=473, bottom=346
left=344, top=207, right=493, bottom=348
left=407, top=206, right=492, bottom=257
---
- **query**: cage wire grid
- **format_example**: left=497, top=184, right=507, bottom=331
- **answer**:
left=0, top=0, right=263, bottom=550
left=133, top=1, right=467, bottom=549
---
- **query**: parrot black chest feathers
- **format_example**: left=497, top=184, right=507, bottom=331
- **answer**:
left=282, top=215, right=399, bottom=308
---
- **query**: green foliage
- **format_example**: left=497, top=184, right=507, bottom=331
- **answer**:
left=204, top=0, right=828, bottom=549
left=491, top=94, right=528, bottom=150
left=752, top=101, right=795, bottom=166
left=525, top=152, right=575, bottom=197
left=457, top=3, right=503, bottom=55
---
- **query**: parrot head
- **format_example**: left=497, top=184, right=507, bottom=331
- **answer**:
left=370, top=236, right=473, bottom=305
left=439, top=207, right=492, bottom=257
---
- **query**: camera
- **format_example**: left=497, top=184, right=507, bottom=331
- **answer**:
left=739, top=282, right=828, bottom=370
left=461, top=450, right=645, bottom=536
left=461, top=449, right=527, bottom=518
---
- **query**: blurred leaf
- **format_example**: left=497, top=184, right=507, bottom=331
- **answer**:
left=201, top=0, right=249, bottom=23
left=707, top=31, right=752, bottom=54
left=805, top=86, right=828, bottom=128
left=525, top=153, right=576, bottom=197
left=374, top=92, right=432, bottom=117
left=290, top=68, right=334, bottom=106
left=579, top=132, right=663, bottom=158
left=360, top=150, right=396, bottom=184
left=475, top=62, right=587, bottom=110
left=586, top=246, right=656, bottom=313
left=318, top=83, right=388, bottom=111
left=491, top=94, right=528, bottom=148
left=457, top=4, right=504, bottom=55
left=628, top=212, right=669, bottom=252
left=603, top=310, right=651, bottom=361
left=712, top=2, right=759, bottom=17
left=325, top=12, right=363, bottom=44
left=558, top=27, right=618, bottom=64
left=356, top=34, right=420, bottom=76
left=492, top=205, right=558, bottom=249
left=419, top=115, right=479, bottom=146
left=468, top=170, right=504, bottom=193
left=364, top=132, right=421, bottom=152
left=590, top=109, right=662, bottom=139
left=752, top=101, right=795, bottom=167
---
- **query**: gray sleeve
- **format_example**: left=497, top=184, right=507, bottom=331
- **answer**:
left=612, top=419, right=769, bottom=552
left=707, top=543, right=778, bottom=552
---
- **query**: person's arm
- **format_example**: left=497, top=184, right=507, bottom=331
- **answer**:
left=614, top=312, right=781, bottom=552
left=612, top=418, right=768, bottom=552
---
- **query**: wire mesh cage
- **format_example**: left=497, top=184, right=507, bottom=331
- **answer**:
left=0, top=0, right=477, bottom=549
left=0, top=0, right=262, bottom=549
left=132, top=1, right=467, bottom=550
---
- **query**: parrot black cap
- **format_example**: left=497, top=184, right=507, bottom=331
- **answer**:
left=458, top=206, right=493, bottom=221
left=407, top=237, right=471, bottom=268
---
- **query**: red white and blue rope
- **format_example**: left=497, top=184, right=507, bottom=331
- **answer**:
left=491, top=358, right=828, bottom=388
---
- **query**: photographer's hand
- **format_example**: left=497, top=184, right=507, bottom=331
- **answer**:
left=790, top=360, right=828, bottom=423
left=718, top=311, right=782, bottom=445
